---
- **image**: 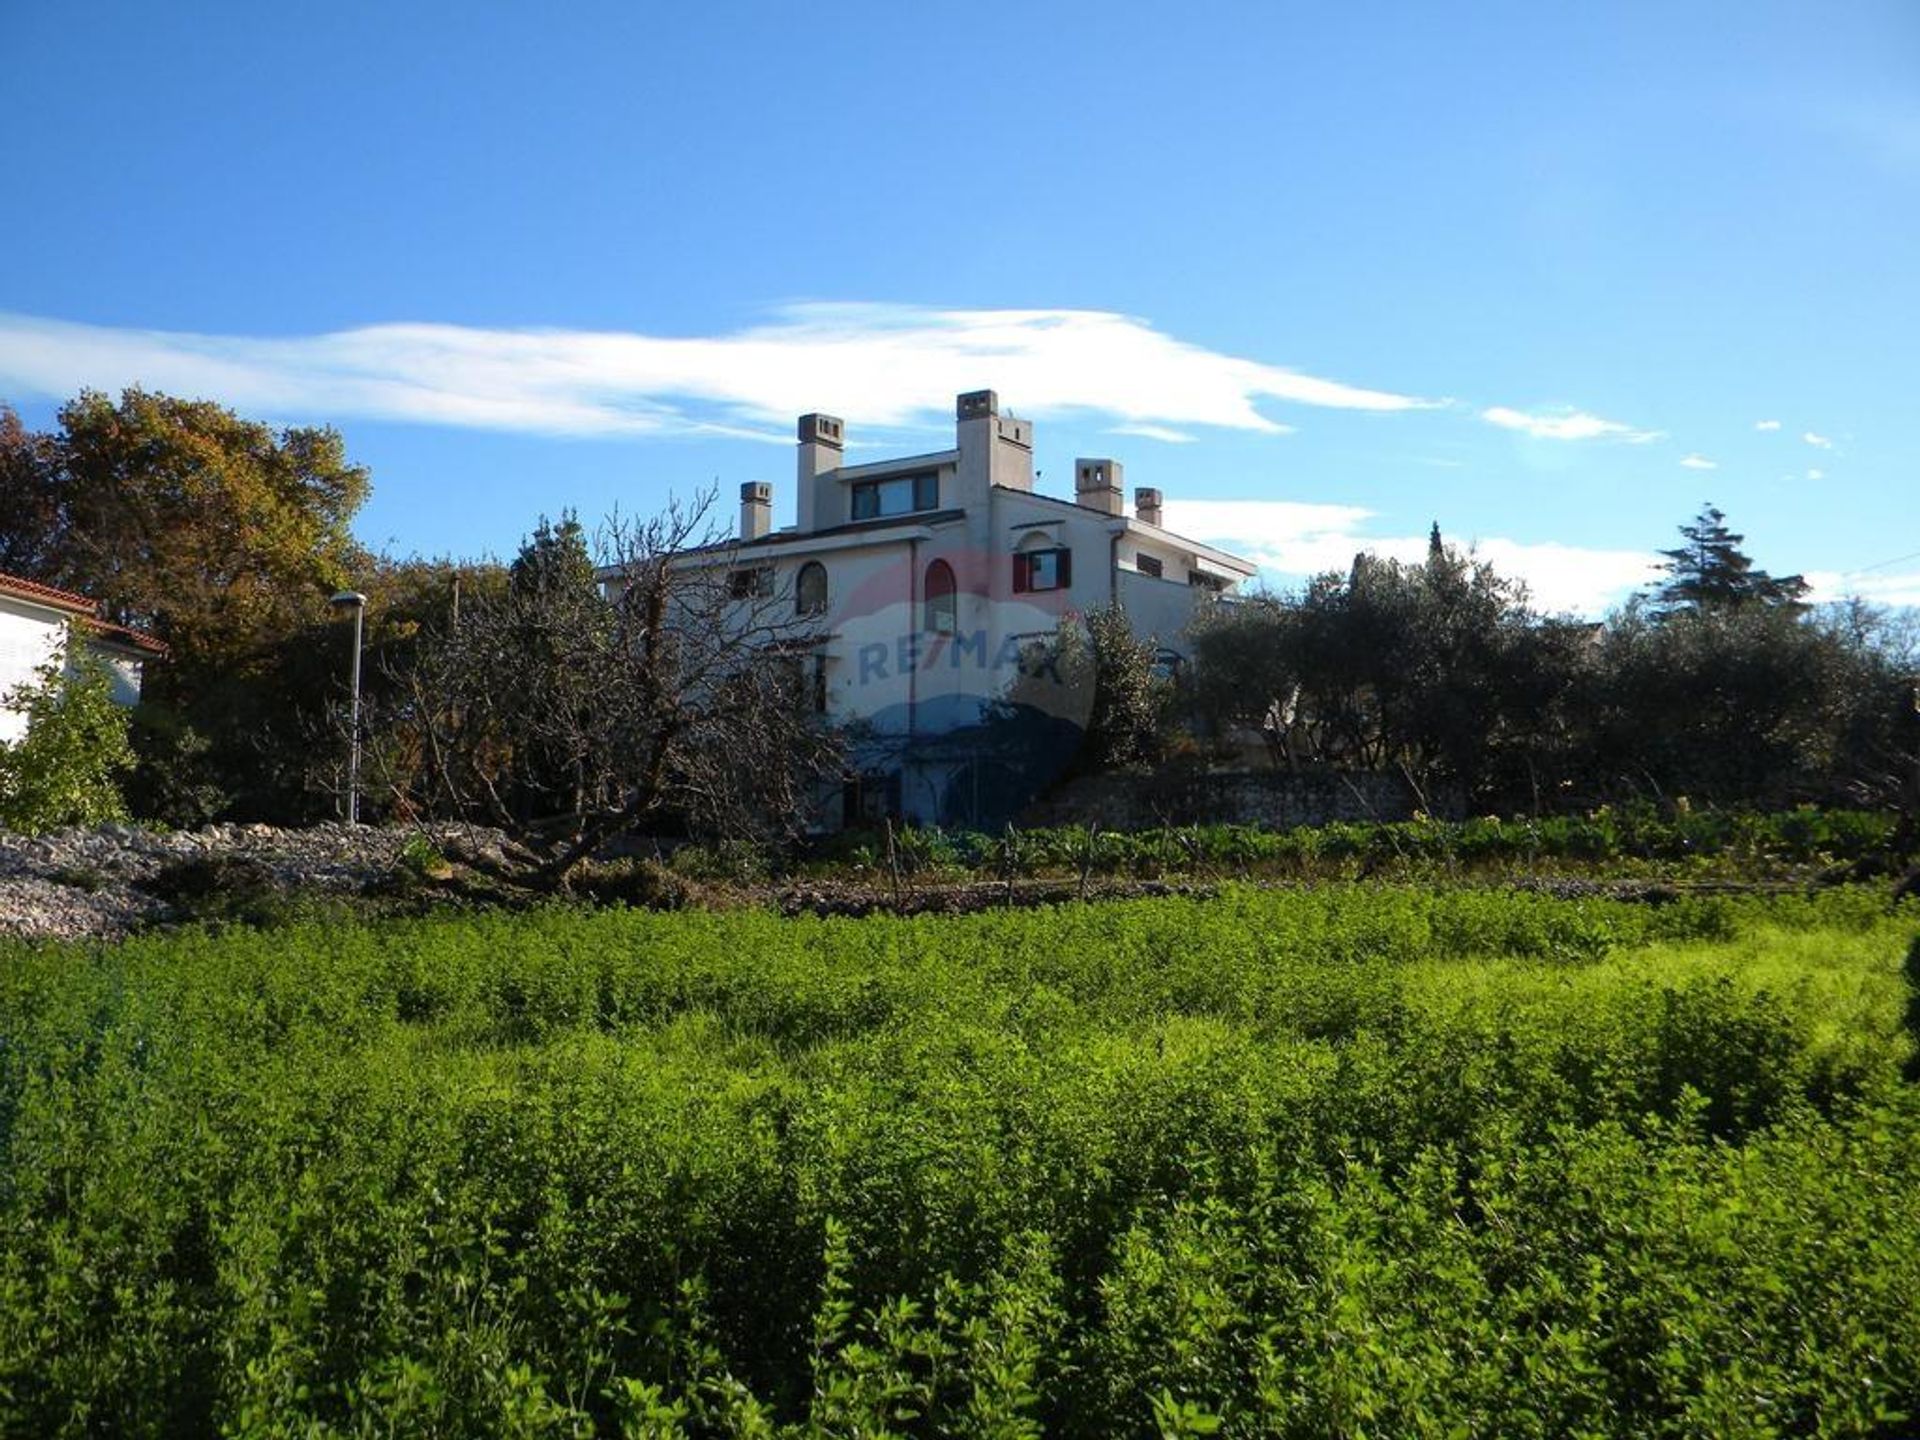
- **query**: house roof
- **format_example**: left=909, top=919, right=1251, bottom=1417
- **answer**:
left=0, top=570, right=97, bottom=616
left=998, top=488, right=1261, bottom=576
left=0, top=569, right=167, bottom=658
left=81, top=616, right=168, bottom=658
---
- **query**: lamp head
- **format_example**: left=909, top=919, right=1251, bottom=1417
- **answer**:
left=329, top=591, right=368, bottom=609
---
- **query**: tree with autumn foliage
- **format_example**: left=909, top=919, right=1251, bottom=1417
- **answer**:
left=0, top=390, right=372, bottom=820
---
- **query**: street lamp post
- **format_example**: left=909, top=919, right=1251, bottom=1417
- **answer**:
left=330, top=591, right=368, bottom=825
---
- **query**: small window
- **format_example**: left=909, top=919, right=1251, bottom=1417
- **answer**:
left=842, top=771, right=902, bottom=827
left=1014, top=547, right=1072, bottom=593
left=851, top=472, right=939, bottom=521
left=728, top=566, right=773, bottom=599
left=1136, top=555, right=1164, bottom=579
left=796, top=561, right=828, bottom=616
left=924, top=559, right=957, bottom=634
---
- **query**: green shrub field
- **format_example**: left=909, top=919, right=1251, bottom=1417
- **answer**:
left=3, top=887, right=1918, bottom=1436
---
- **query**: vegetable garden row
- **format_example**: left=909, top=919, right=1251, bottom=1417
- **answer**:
left=765, top=806, right=1904, bottom=884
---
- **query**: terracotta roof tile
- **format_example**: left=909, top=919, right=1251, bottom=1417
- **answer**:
left=0, top=570, right=96, bottom=615
left=80, top=616, right=168, bottom=658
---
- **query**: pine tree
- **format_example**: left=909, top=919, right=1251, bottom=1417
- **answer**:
left=1651, top=503, right=1808, bottom=614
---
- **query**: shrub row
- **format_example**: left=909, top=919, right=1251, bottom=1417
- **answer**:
left=778, top=806, right=1903, bottom=885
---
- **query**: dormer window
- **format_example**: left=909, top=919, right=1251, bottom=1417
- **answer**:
left=851, top=472, right=939, bottom=521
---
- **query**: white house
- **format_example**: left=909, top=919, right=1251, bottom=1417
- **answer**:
left=0, top=571, right=161, bottom=745
left=615, top=390, right=1257, bottom=828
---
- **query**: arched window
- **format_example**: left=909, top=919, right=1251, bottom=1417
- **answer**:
left=796, top=561, right=828, bottom=617
left=924, top=559, right=957, bottom=635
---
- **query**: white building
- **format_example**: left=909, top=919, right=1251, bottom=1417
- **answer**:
left=0, top=571, right=160, bottom=746
left=631, top=390, right=1257, bottom=828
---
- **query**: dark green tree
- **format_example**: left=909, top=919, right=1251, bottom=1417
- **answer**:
left=1651, top=504, right=1808, bottom=614
left=1189, top=538, right=1583, bottom=806
left=1070, top=602, right=1173, bottom=774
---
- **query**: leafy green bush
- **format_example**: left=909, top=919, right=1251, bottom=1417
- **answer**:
left=0, top=630, right=134, bottom=834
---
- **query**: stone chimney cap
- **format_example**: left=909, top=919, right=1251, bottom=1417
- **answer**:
left=956, top=389, right=999, bottom=421
left=798, top=413, right=844, bottom=447
left=741, top=481, right=772, bottom=501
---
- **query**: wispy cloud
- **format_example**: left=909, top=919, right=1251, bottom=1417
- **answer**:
left=1679, top=453, right=1718, bottom=470
left=1807, top=569, right=1920, bottom=608
left=1481, top=405, right=1662, bottom=443
left=1164, top=498, right=1657, bottom=616
left=0, top=304, right=1438, bottom=441
left=1755, top=419, right=1781, bottom=431
left=1803, top=431, right=1832, bottom=449
left=1806, top=468, right=1825, bottom=481
left=1108, top=423, right=1197, bottom=444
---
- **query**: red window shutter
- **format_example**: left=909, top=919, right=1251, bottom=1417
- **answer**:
left=1056, top=549, right=1072, bottom=588
left=1013, top=555, right=1029, bottom=593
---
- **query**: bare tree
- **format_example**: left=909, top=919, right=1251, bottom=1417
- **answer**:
left=367, top=488, right=843, bottom=883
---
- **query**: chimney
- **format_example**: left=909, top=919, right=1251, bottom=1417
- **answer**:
left=955, top=389, right=1034, bottom=506
left=740, top=481, right=773, bottom=541
left=1075, top=459, right=1124, bottom=517
left=795, top=412, right=844, bottom=532
left=1134, top=487, right=1163, bottom=527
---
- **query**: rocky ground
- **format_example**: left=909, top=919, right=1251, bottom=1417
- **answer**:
left=0, top=822, right=516, bottom=942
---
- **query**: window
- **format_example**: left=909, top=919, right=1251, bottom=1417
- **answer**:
left=1014, top=547, right=1072, bottom=593
left=772, top=651, right=829, bottom=714
left=796, top=561, right=828, bottom=616
left=728, top=566, right=773, bottom=599
left=1187, top=569, right=1227, bottom=594
left=851, top=472, right=939, bottom=521
left=924, top=559, right=957, bottom=634
left=1135, top=555, right=1164, bottom=579
left=842, top=771, right=902, bottom=827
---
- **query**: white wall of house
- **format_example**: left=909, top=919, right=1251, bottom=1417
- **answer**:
left=0, top=594, right=149, bottom=746
left=0, top=597, right=72, bottom=745
left=622, top=390, right=1258, bottom=826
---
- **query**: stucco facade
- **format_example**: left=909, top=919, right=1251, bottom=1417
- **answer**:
left=618, top=390, right=1257, bottom=828
left=0, top=573, right=156, bottom=746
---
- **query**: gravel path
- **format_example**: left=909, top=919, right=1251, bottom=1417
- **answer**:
left=0, top=822, right=511, bottom=942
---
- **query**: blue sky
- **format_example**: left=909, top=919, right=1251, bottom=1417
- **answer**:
left=2, top=0, right=1915, bottom=613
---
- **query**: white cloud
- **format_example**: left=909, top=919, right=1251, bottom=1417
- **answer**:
left=1164, top=498, right=1657, bottom=616
left=1679, top=453, right=1718, bottom=470
left=0, top=305, right=1437, bottom=441
left=1108, top=423, right=1198, bottom=444
left=1755, top=419, right=1781, bottom=431
left=1481, top=405, right=1662, bottom=443
left=1806, top=569, right=1920, bottom=608
left=1806, top=468, right=1825, bottom=481
left=1803, top=431, right=1832, bottom=448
